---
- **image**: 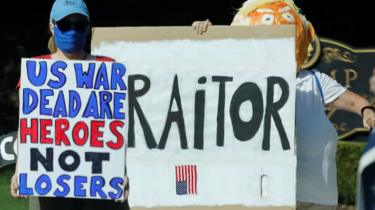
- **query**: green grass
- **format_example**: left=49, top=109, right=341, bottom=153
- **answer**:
left=336, top=141, right=365, bottom=205
left=0, top=165, right=28, bottom=210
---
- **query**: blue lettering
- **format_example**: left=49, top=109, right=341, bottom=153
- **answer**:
left=53, top=91, right=67, bottom=117
left=26, top=60, right=47, bottom=87
left=90, top=176, right=107, bottom=199
left=94, top=63, right=110, bottom=90
left=74, top=176, right=87, bottom=197
left=114, top=93, right=126, bottom=119
left=23, top=88, right=38, bottom=114
left=48, top=61, right=67, bottom=89
left=19, top=173, right=34, bottom=195
left=83, top=92, right=99, bottom=119
left=75, top=63, right=95, bottom=88
left=40, top=89, right=53, bottom=116
left=35, top=174, right=52, bottom=196
left=99, top=91, right=113, bottom=119
left=69, top=90, right=81, bottom=118
left=54, top=174, right=71, bottom=197
left=111, top=63, right=127, bottom=90
left=108, top=177, right=124, bottom=199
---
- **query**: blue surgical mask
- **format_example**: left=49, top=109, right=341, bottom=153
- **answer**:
left=54, top=26, right=88, bottom=53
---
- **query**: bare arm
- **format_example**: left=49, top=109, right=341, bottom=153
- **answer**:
left=327, top=90, right=375, bottom=129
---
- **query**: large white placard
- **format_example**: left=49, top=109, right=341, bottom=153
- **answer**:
left=92, top=26, right=296, bottom=208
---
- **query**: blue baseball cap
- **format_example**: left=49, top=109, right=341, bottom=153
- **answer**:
left=50, top=0, right=90, bottom=22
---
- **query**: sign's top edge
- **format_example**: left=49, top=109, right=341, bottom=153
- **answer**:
left=91, top=25, right=295, bottom=48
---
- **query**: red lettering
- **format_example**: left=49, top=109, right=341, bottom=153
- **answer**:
left=40, top=119, right=53, bottom=144
left=19, top=119, right=118, bottom=148
left=20, top=118, right=38, bottom=143
left=107, top=121, right=125, bottom=150
left=55, top=119, right=71, bottom=146
left=72, top=121, right=89, bottom=146
left=91, top=121, right=104, bottom=148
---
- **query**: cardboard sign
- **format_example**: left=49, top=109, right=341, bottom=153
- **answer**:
left=91, top=26, right=296, bottom=209
left=17, top=59, right=127, bottom=199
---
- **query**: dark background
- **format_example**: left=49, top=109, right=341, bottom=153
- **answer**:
left=1, top=0, right=374, bottom=134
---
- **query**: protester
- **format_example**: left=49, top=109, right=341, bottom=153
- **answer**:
left=10, top=0, right=129, bottom=210
left=192, top=0, right=375, bottom=209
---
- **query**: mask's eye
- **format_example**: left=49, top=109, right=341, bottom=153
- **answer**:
left=282, top=12, right=295, bottom=23
left=55, top=19, right=89, bottom=32
left=260, top=14, right=274, bottom=25
left=55, top=20, right=71, bottom=32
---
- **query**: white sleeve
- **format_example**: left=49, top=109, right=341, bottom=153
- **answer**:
left=315, top=71, right=347, bottom=104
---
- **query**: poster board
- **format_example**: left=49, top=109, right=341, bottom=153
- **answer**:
left=18, top=59, right=127, bottom=199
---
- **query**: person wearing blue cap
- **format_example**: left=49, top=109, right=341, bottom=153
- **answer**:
left=10, top=1, right=130, bottom=210
left=48, top=0, right=91, bottom=56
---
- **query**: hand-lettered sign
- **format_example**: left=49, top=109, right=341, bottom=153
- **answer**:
left=18, top=59, right=127, bottom=199
left=91, top=26, right=297, bottom=209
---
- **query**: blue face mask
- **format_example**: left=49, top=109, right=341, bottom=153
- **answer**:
left=54, top=26, right=88, bottom=53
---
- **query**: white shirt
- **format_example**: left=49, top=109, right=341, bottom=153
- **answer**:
left=296, top=69, right=346, bottom=205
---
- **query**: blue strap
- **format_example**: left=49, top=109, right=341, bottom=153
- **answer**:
left=311, top=70, right=325, bottom=104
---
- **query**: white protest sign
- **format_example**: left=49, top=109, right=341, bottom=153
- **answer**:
left=18, top=59, right=127, bottom=199
left=92, top=26, right=296, bottom=208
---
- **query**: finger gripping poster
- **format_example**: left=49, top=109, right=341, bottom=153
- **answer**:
left=17, top=59, right=127, bottom=200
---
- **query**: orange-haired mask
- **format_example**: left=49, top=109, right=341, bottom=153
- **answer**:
left=231, top=1, right=316, bottom=71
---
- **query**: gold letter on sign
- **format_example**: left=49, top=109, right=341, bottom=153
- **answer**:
left=344, top=68, right=358, bottom=88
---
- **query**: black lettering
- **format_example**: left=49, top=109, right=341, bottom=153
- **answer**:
left=263, top=77, right=290, bottom=151
left=85, top=152, right=110, bottom=174
left=194, top=76, right=207, bottom=149
left=128, top=75, right=157, bottom=149
left=59, top=150, right=80, bottom=172
left=230, top=82, right=263, bottom=141
left=158, top=75, right=188, bottom=149
left=30, top=148, right=53, bottom=172
left=212, top=76, right=233, bottom=146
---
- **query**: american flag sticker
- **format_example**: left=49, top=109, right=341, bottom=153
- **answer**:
left=175, top=165, right=197, bottom=195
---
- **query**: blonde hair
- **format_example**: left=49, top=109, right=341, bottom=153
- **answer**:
left=48, top=36, right=57, bottom=54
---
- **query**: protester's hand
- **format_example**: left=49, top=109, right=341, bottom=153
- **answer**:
left=363, top=108, right=375, bottom=129
left=192, top=19, right=212, bottom=35
left=115, top=176, right=129, bottom=202
left=10, top=172, right=27, bottom=198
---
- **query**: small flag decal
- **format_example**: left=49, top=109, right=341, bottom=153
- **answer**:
left=175, top=165, right=197, bottom=195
